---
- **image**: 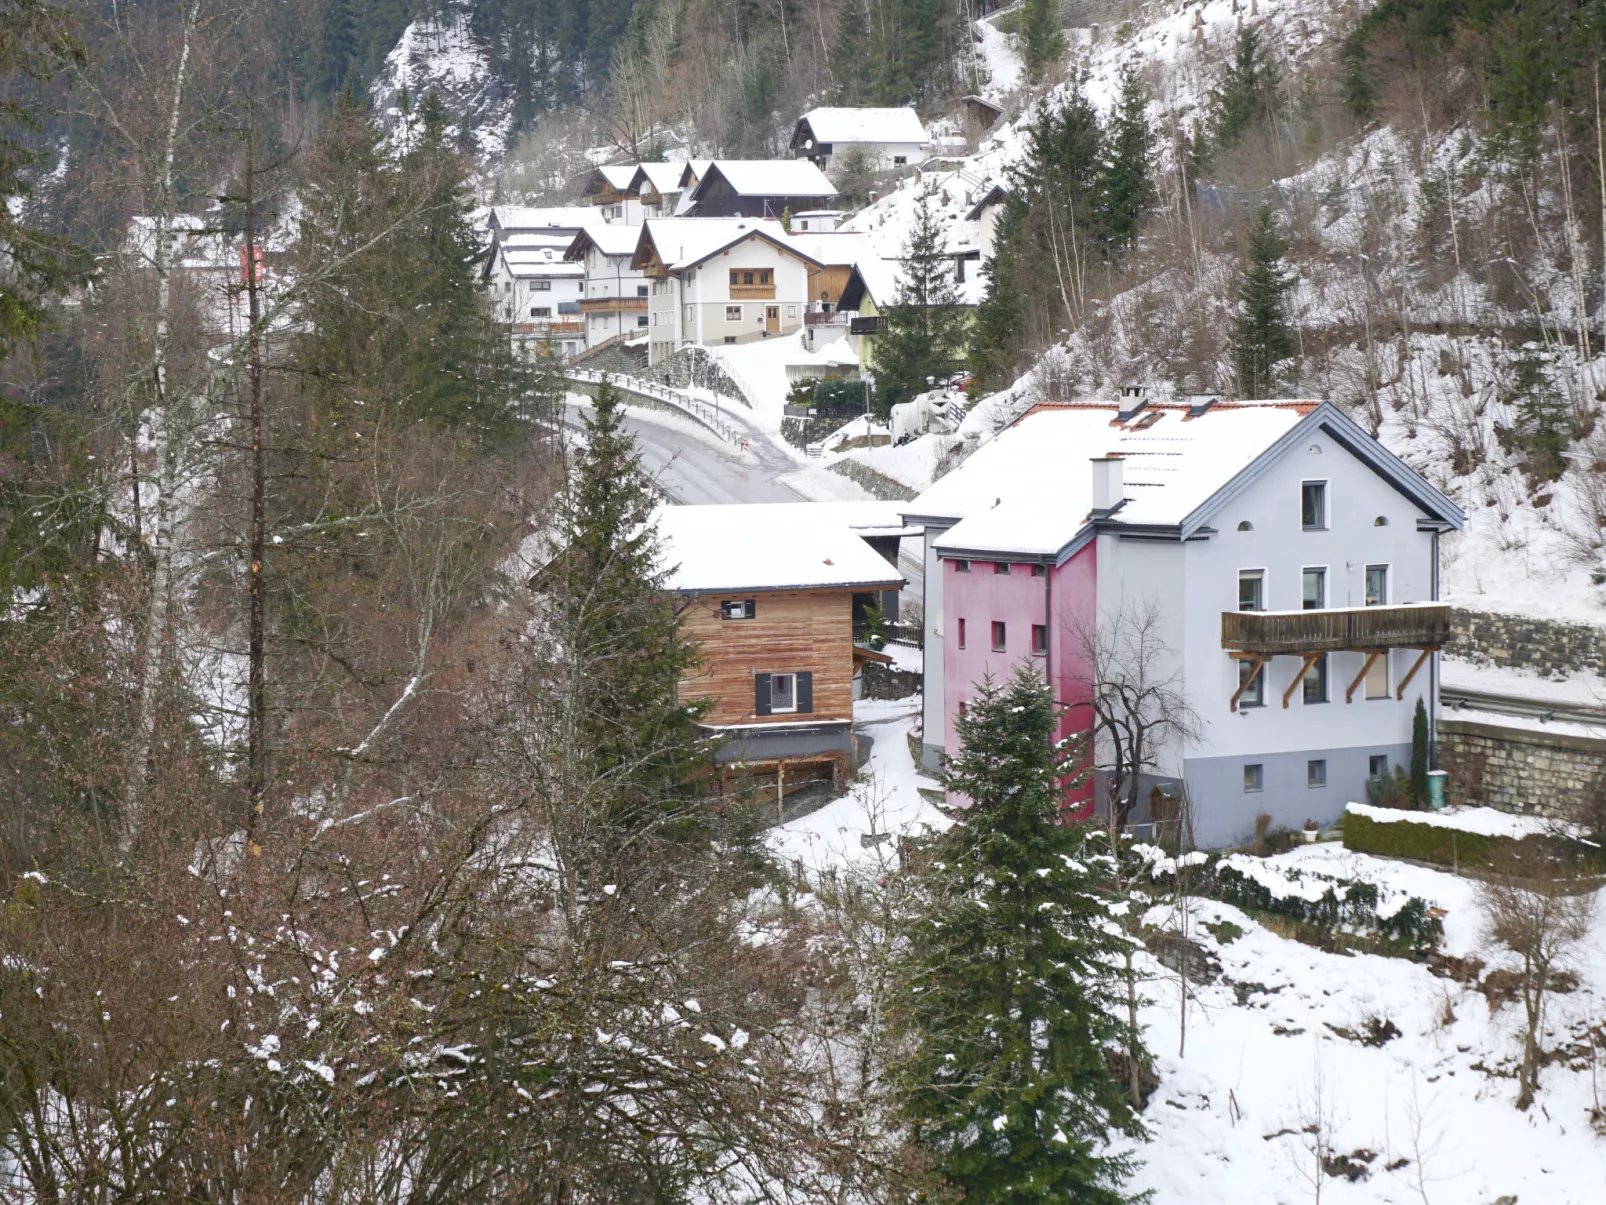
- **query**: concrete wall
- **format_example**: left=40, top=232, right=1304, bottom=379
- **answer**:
left=920, top=521, right=953, bottom=771
left=942, top=557, right=1051, bottom=757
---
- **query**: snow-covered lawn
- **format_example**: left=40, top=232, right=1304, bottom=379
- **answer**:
left=1132, top=842, right=1606, bottom=1204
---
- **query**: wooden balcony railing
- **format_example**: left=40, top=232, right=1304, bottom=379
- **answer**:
left=728, top=284, right=777, bottom=300
left=1222, top=603, right=1452, bottom=656
left=579, top=295, right=647, bottom=313
left=805, top=310, right=844, bottom=326
left=511, top=319, right=584, bottom=336
left=849, top=316, right=881, bottom=335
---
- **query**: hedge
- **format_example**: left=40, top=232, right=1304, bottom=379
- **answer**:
left=1213, top=861, right=1443, bottom=954
left=1341, top=809, right=1606, bottom=874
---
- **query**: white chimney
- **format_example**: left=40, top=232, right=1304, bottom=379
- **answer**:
left=1091, top=456, right=1124, bottom=513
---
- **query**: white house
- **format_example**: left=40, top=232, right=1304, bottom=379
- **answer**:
left=904, top=396, right=1465, bottom=847
left=632, top=218, right=825, bottom=365
left=579, top=165, right=643, bottom=223
left=790, top=107, right=928, bottom=171
left=629, top=163, right=692, bottom=218
left=484, top=235, right=587, bottom=360
left=565, top=223, right=650, bottom=352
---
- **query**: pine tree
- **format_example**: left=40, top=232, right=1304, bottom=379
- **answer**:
left=1411, top=697, right=1430, bottom=806
left=1098, top=65, right=1155, bottom=252
left=830, top=0, right=869, bottom=104
left=1230, top=206, right=1296, bottom=399
left=967, top=198, right=1028, bottom=393
left=1020, top=0, right=1065, bottom=84
left=1198, top=27, right=1281, bottom=170
left=871, top=195, right=968, bottom=415
left=896, top=668, right=1146, bottom=1204
left=546, top=377, right=714, bottom=832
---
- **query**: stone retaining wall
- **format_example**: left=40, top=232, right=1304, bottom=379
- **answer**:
left=1436, top=716, right=1606, bottom=818
left=829, top=458, right=917, bottom=501
left=1447, top=608, right=1605, bottom=676
left=643, top=347, right=748, bottom=405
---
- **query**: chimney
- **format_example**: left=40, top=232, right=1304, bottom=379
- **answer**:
left=1091, top=456, right=1124, bottom=514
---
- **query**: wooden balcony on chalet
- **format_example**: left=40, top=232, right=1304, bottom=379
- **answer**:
left=578, top=295, right=647, bottom=313
left=511, top=319, right=584, bottom=336
left=728, top=283, right=777, bottom=300
left=1222, top=603, right=1452, bottom=656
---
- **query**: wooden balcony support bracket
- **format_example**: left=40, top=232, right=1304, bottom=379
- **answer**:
left=1228, top=654, right=1268, bottom=712
left=1345, top=650, right=1386, bottom=703
left=1396, top=647, right=1433, bottom=700
left=1282, top=653, right=1321, bottom=709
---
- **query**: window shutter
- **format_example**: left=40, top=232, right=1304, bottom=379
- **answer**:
left=796, top=672, right=812, bottom=714
left=754, top=673, right=772, bottom=715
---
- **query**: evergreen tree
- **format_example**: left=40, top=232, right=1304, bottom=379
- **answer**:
left=1198, top=28, right=1281, bottom=170
left=546, top=377, right=714, bottom=832
left=1411, top=697, right=1430, bottom=805
left=896, top=668, right=1146, bottom=1204
left=1230, top=206, right=1296, bottom=399
left=1098, top=65, right=1155, bottom=252
left=1020, top=0, right=1065, bottom=83
left=870, top=0, right=952, bottom=105
left=967, top=198, right=1028, bottom=393
left=830, top=0, right=870, bottom=104
left=870, top=195, right=968, bottom=416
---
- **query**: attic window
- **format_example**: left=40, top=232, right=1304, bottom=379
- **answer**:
left=1374, top=515, right=1389, bottom=526
left=1237, top=521, right=1254, bottom=532
left=1132, top=411, right=1164, bottom=430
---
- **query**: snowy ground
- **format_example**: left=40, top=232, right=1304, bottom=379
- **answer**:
left=1132, top=844, right=1606, bottom=1205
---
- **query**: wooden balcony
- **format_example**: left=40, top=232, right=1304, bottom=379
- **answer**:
left=805, top=310, right=844, bottom=326
left=1222, top=603, right=1452, bottom=656
left=728, top=283, right=777, bottom=300
left=579, top=295, right=647, bottom=313
left=511, top=319, right=584, bottom=336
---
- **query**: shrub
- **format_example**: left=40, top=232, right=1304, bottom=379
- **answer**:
left=1342, top=808, right=1606, bottom=874
left=1365, top=766, right=1414, bottom=809
left=1212, top=857, right=1443, bottom=954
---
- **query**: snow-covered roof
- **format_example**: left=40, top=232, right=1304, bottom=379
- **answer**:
left=691, top=160, right=838, bottom=201
left=840, top=257, right=902, bottom=309
left=501, top=246, right=586, bottom=279
left=633, top=162, right=686, bottom=195
left=490, top=206, right=602, bottom=233
left=565, top=223, right=643, bottom=260
left=797, top=107, right=927, bottom=146
left=656, top=503, right=906, bottom=594
left=918, top=400, right=1463, bottom=559
left=581, top=164, right=638, bottom=194
left=635, top=218, right=823, bottom=273
left=783, top=230, right=874, bottom=268
left=501, top=230, right=584, bottom=250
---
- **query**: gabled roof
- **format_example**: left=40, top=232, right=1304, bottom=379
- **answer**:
left=500, top=245, right=586, bottom=280
left=631, top=162, right=686, bottom=196
left=580, top=164, right=638, bottom=197
left=656, top=503, right=905, bottom=593
left=632, top=217, right=824, bottom=273
left=783, top=230, right=874, bottom=269
left=913, top=400, right=1464, bottom=560
left=795, top=107, right=927, bottom=145
left=564, top=223, right=644, bottom=261
left=965, top=183, right=1008, bottom=220
left=837, top=258, right=901, bottom=310
left=489, top=206, right=602, bottom=235
left=689, top=160, right=838, bottom=202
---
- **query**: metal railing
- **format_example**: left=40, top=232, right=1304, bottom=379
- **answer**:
left=1222, top=604, right=1453, bottom=655
left=564, top=367, right=748, bottom=449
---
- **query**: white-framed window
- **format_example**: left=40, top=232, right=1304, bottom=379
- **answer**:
left=531, top=306, right=551, bottom=317
left=1302, top=566, right=1327, bottom=610
left=1304, top=653, right=1329, bottom=704
left=1365, top=652, right=1390, bottom=700
left=770, top=672, right=797, bottom=713
left=722, top=599, right=756, bottom=620
left=726, top=305, right=742, bottom=321
left=1238, top=659, right=1265, bottom=708
left=787, top=305, right=797, bottom=318
left=1301, top=480, right=1329, bottom=530
left=1365, top=564, right=1390, bottom=606
left=1238, top=568, right=1265, bottom=612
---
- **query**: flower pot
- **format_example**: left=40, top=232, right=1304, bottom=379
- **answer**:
left=1302, top=828, right=1319, bottom=843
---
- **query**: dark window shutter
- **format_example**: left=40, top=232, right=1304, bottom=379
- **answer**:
left=796, top=671, right=812, bottom=714
left=754, top=673, right=772, bottom=715
left=744, top=599, right=756, bottom=618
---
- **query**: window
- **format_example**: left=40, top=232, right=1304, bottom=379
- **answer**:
left=1374, top=515, right=1390, bottom=527
left=533, top=280, right=552, bottom=291
left=729, top=270, right=740, bottom=285
left=1031, top=624, right=1047, bottom=654
left=722, top=599, right=756, bottom=620
left=1302, top=567, right=1326, bottom=610
left=531, top=306, right=551, bottom=317
left=1238, top=659, right=1265, bottom=708
left=1303, top=654, right=1328, bottom=704
left=1244, top=763, right=1264, bottom=792
left=636, top=315, right=649, bottom=327
left=755, top=671, right=811, bottom=715
left=1031, top=564, right=1046, bottom=577
left=1302, top=481, right=1328, bottom=530
left=1365, top=564, right=1389, bottom=607
left=558, top=301, right=579, bottom=314
left=726, top=305, right=742, bottom=321
left=958, top=700, right=967, bottom=719
left=954, top=559, right=970, bottom=573
left=636, top=285, right=649, bottom=297
left=957, top=618, right=966, bottom=649
left=724, top=336, right=736, bottom=344
left=994, top=562, right=1010, bottom=575
left=770, top=672, right=796, bottom=713
left=759, top=270, right=772, bottom=285
left=893, top=155, right=907, bottom=165
left=1237, top=520, right=1254, bottom=531
left=1369, top=754, right=1389, bottom=778
left=991, top=621, right=1006, bottom=651
left=1307, top=759, right=1327, bottom=788
left=1238, top=569, right=1265, bottom=612
left=787, top=305, right=797, bottom=318
left=1365, top=652, right=1389, bottom=700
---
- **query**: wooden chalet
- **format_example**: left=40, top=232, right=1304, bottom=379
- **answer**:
left=683, top=160, right=839, bottom=219
left=656, top=504, right=906, bottom=798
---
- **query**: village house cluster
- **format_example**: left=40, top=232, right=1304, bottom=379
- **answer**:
left=478, top=106, right=1007, bottom=368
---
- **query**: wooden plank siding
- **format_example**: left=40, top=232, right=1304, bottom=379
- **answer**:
left=677, top=588, right=856, bottom=726
left=807, top=264, right=854, bottom=306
